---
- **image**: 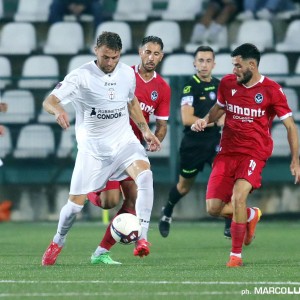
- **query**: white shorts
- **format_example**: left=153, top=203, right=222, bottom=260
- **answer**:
left=69, top=141, right=149, bottom=195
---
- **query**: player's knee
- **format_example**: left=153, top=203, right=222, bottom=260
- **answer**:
left=67, top=199, right=84, bottom=214
left=135, top=169, right=153, bottom=190
left=177, top=184, right=191, bottom=196
left=206, top=202, right=222, bottom=217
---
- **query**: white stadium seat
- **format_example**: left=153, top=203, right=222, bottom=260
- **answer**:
left=231, top=20, right=274, bottom=52
left=275, top=20, right=300, bottom=52
left=0, top=90, right=35, bottom=124
left=113, top=0, right=152, bottom=21
left=18, top=55, right=59, bottom=89
left=92, top=21, right=132, bottom=54
left=14, top=0, right=52, bottom=22
left=145, top=21, right=181, bottom=53
left=0, top=56, right=12, bottom=89
left=0, top=22, right=37, bottom=55
left=13, top=124, right=55, bottom=158
left=162, top=0, right=204, bottom=21
left=160, top=54, right=194, bottom=76
left=43, top=22, right=84, bottom=55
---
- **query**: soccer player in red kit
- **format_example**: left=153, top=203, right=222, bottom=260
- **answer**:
left=192, top=43, right=300, bottom=267
left=87, top=36, right=171, bottom=264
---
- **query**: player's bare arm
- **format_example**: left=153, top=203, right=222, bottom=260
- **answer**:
left=43, top=94, right=70, bottom=130
left=192, top=103, right=225, bottom=132
left=154, top=119, right=167, bottom=142
left=282, top=117, right=300, bottom=184
left=0, top=125, right=5, bottom=136
left=182, top=104, right=217, bottom=128
left=0, top=102, right=8, bottom=112
left=128, top=96, right=161, bottom=151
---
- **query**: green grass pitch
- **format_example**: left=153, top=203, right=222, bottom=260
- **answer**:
left=0, top=220, right=300, bottom=299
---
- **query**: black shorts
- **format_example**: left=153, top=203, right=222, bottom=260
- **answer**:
left=179, top=134, right=220, bottom=179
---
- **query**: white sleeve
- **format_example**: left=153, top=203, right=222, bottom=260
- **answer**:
left=51, top=70, right=81, bottom=105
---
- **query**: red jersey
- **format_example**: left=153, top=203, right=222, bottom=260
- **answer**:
left=130, top=65, right=171, bottom=141
left=217, top=74, right=292, bottom=161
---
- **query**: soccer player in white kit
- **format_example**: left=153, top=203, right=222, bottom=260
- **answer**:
left=42, top=31, right=161, bottom=266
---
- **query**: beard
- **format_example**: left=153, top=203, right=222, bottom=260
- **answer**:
left=238, top=69, right=253, bottom=85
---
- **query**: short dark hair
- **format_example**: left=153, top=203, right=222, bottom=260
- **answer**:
left=140, top=36, right=164, bottom=50
left=96, top=31, right=122, bottom=51
left=231, top=43, right=261, bottom=65
left=193, top=46, right=215, bottom=59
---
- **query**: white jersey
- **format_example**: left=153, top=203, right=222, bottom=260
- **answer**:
left=51, top=60, right=139, bottom=158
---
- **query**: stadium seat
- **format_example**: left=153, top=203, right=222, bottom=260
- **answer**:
left=0, top=90, right=35, bottom=124
left=162, top=0, right=204, bottom=21
left=259, top=53, right=289, bottom=83
left=13, top=124, right=55, bottom=158
left=271, top=123, right=293, bottom=157
left=160, top=54, right=194, bottom=76
left=145, top=21, right=181, bottom=53
left=213, top=53, right=232, bottom=78
left=283, top=88, right=299, bottom=112
left=14, top=0, right=52, bottom=22
left=282, top=88, right=300, bottom=121
left=0, top=56, right=12, bottom=89
left=275, top=20, right=300, bottom=52
left=0, top=126, right=12, bottom=158
left=43, top=22, right=85, bottom=55
left=120, top=54, right=140, bottom=67
left=285, top=56, right=300, bottom=87
left=56, top=125, right=76, bottom=158
left=18, top=55, right=59, bottom=89
left=0, top=0, right=3, bottom=19
left=185, top=25, right=228, bottom=53
left=0, top=22, right=37, bottom=55
left=38, top=100, right=75, bottom=124
left=91, top=21, right=132, bottom=54
left=231, top=20, right=274, bottom=52
left=67, top=54, right=96, bottom=73
left=113, top=0, right=152, bottom=21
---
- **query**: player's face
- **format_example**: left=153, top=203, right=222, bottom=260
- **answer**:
left=139, top=42, right=163, bottom=72
left=232, top=56, right=253, bottom=85
left=194, top=51, right=215, bottom=80
left=94, top=45, right=121, bottom=74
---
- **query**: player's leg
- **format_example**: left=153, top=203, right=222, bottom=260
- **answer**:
left=90, top=185, right=123, bottom=265
left=42, top=151, right=107, bottom=266
left=159, top=175, right=195, bottom=237
left=91, top=181, right=137, bottom=265
left=42, top=194, right=86, bottom=266
left=226, top=179, right=252, bottom=267
left=126, top=160, right=153, bottom=257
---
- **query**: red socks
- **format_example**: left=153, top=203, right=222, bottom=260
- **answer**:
left=231, top=221, right=247, bottom=255
left=99, top=203, right=136, bottom=250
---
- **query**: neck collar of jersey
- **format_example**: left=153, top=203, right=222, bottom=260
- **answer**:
left=242, top=75, right=264, bottom=88
left=134, top=64, right=157, bottom=83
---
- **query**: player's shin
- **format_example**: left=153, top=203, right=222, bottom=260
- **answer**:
left=135, top=170, right=154, bottom=240
left=53, top=199, right=84, bottom=246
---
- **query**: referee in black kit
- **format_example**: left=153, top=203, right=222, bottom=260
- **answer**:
left=159, top=46, right=231, bottom=238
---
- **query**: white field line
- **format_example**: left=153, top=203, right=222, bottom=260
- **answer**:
left=0, top=280, right=300, bottom=285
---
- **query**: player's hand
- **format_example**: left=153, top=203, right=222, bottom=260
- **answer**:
left=0, top=125, right=5, bottom=136
left=0, top=103, right=8, bottom=113
left=55, top=111, right=70, bottom=129
left=290, top=161, right=300, bottom=184
left=191, top=118, right=207, bottom=132
left=143, top=131, right=161, bottom=152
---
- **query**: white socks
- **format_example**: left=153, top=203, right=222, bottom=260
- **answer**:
left=53, top=199, right=84, bottom=247
left=135, top=170, right=153, bottom=240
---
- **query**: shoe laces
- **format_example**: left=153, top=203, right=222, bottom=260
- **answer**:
left=161, top=215, right=172, bottom=223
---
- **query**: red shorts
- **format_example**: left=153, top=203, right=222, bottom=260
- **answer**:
left=87, top=180, right=121, bottom=207
left=206, top=154, right=266, bottom=203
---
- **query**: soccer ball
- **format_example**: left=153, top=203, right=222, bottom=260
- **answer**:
left=110, top=213, right=142, bottom=245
